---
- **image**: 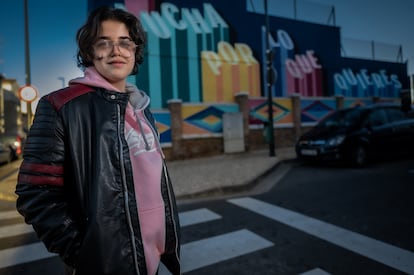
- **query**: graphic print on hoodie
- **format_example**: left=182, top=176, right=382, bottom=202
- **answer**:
left=125, top=95, right=166, bottom=275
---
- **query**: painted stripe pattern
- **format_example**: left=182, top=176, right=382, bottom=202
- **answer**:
left=228, top=197, right=414, bottom=275
left=1, top=197, right=412, bottom=274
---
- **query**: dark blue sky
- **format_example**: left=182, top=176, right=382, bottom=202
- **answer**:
left=0, top=0, right=413, bottom=99
left=0, top=0, right=87, bottom=95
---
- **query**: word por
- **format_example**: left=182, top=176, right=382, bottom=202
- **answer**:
left=201, top=41, right=260, bottom=102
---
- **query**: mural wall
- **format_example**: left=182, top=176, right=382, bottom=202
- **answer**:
left=89, top=0, right=409, bottom=107
left=88, top=0, right=409, bottom=144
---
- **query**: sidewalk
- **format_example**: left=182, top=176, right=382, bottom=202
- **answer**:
left=168, top=147, right=296, bottom=200
left=0, top=147, right=296, bottom=208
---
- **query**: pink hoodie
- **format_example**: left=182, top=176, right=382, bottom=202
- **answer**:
left=70, top=68, right=165, bottom=275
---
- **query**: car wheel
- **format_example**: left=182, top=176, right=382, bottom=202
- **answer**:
left=8, top=152, right=13, bottom=163
left=8, top=146, right=18, bottom=160
left=352, top=145, right=367, bottom=167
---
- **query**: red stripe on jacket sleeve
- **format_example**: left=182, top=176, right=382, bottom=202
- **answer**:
left=20, top=163, right=64, bottom=175
left=18, top=174, right=64, bottom=187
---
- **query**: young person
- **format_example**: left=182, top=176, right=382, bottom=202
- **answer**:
left=15, top=7, right=180, bottom=275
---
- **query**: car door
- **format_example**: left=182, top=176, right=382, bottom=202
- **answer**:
left=364, top=108, right=391, bottom=154
left=383, top=107, right=414, bottom=153
left=0, top=142, right=11, bottom=164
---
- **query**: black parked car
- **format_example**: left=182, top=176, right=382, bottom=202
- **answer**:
left=0, top=141, right=13, bottom=164
left=295, top=103, right=414, bottom=167
left=0, top=131, right=26, bottom=160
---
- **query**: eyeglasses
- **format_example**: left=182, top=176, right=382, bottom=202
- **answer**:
left=94, top=39, right=137, bottom=58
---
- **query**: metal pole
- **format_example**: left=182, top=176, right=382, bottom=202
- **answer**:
left=24, top=0, right=32, bottom=129
left=293, top=0, right=297, bottom=19
left=411, top=74, right=414, bottom=104
left=265, top=0, right=275, bottom=156
left=0, top=75, right=4, bottom=133
left=58, top=76, right=66, bottom=88
left=371, top=40, right=375, bottom=60
left=24, top=0, right=31, bottom=85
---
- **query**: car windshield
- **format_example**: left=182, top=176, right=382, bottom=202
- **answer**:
left=318, top=108, right=362, bottom=128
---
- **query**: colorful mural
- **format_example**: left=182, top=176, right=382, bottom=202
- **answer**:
left=181, top=103, right=239, bottom=137
left=300, top=98, right=336, bottom=124
left=88, top=0, right=409, bottom=144
left=89, top=0, right=409, bottom=107
left=334, top=68, right=402, bottom=97
left=134, top=3, right=232, bottom=107
left=153, top=111, right=171, bottom=144
left=249, top=97, right=293, bottom=126
left=202, top=42, right=261, bottom=102
left=343, top=98, right=375, bottom=108
left=262, top=29, right=324, bottom=97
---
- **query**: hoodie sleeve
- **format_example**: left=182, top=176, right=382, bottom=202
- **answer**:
left=15, top=96, right=82, bottom=267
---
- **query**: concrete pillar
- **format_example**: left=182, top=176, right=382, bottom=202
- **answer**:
left=235, top=92, right=250, bottom=151
left=335, top=95, right=344, bottom=110
left=168, top=99, right=183, bottom=159
left=291, top=93, right=301, bottom=142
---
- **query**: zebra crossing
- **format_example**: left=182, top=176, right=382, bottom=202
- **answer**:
left=1, top=197, right=414, bottom=274
left=0, top=210, right=55, bottom=269
left=161, top=209, right=274, bottom=274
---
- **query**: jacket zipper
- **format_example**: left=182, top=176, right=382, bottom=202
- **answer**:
left=163, top=164, right=181, bottom=266
left=142, top=111, right=180, bottom=265
left=117, top=104, right=141, bottom=275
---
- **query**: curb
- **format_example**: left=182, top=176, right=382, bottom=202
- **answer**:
left=176, top=158, right=296, bottom=202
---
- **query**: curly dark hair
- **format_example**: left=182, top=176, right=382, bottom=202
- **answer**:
left=76, top=6, right=146, bottom=75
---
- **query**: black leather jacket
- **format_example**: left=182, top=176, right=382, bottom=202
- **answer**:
left=16, top=84, right=181, bottom=275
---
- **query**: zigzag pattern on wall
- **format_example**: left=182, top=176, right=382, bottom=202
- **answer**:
left=248, top=98, right=293, bottom=125
left=153, top=112, right=171, bottom=144
left=152, top=97, right=398, bottom=146
left=182, top=104, right=239, bottom=135
left=343, top=98, right=374, bottom=108
left=300, top=99, right=336, bottom=123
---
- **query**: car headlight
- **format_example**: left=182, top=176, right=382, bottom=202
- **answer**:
left=327, top=135, right=345, bottom=146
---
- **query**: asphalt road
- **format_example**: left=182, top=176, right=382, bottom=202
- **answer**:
left=1, top=156, right=413, bottom=274
left=176, top=156, right=414, bottom=274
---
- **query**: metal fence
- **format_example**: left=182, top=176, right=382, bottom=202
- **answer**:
left=341, top=38, right=403, bottom=63
left=247, top=0, right=403, bottom=63
left=247, top=0, right=336, bottom=26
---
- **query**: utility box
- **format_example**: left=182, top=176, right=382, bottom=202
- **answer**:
left=222, top=112, right=245, bottom=153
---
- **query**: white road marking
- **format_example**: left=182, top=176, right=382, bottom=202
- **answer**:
left=299, top=267, right=331, bottom=275
left=181, top=229, right=273, bottom=272
left=228, top=197, right=414, bottom=275
left=0, top=242, right=56, bottom=269
left=160, top=229, right=273, bottom=274
left=0, top=210, right=21, bottom=221
left=0, top=223, right=34, bottom=239
left=0, top=208, right=224, bottom=269
left=179, top=208, right=221, bottom=227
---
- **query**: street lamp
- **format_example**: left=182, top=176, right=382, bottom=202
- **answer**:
left=265, top=0, right=276, bottom=157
